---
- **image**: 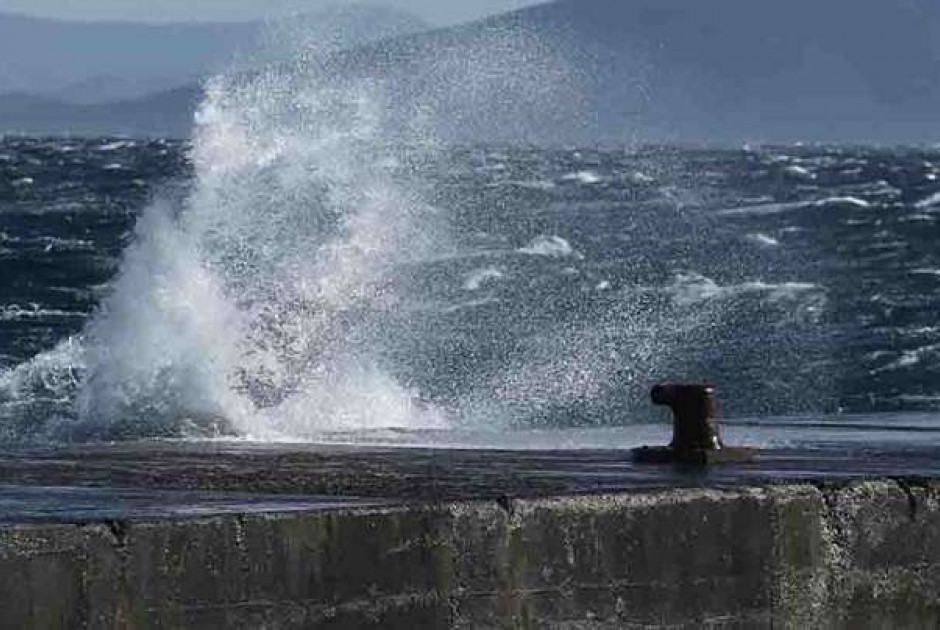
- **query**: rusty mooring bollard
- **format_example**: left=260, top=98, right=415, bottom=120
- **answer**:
left=633, top=383, right=756, bottom=465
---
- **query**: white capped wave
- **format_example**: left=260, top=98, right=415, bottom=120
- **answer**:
left=716, top=201, right=808, bottom=217
left=97, top=140, right=135, bottom=152
left=3, top=68, right=454, bottom=442
left=871, top=343, right=940, bottom=374
left=439, top=297, right=500, bottom=314
left=518, top=235, right=579, bottom=258
left=915, top=191, right=940, bottom=209
left=562, top=170, right=602, bottom=185
left=860, top=180, right=901, bottom=198
left=719, top=196, right=870, bottom=218
left=0, top=338, right=83, bottom=441
left=813, top=196, right=871, bottom=209
left=511, top=179, right=555, bottom=191
left=624, top=171, right=655, bottom=184
left=0, top=305, right=85, bottom=322
left=784, top=165, right=816, bottom=180
left=463, top=267, right=504, bottom=291
left=0, top=234, right=95, bottom=251
left=1, top=23, right=604, bottom=443
left=668, top=272, right=822, bottom=307
left=746, top=233, right=780, bottom=247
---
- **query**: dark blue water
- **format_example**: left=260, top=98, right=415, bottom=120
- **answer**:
left=2, top=136, right=940, bottom=443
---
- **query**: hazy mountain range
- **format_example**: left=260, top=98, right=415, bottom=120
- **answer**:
left=0, top=5, right=427, bottom=103
left=2, top=0, right=939, bottom=144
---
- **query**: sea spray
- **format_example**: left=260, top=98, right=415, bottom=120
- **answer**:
left=0, top=26, right=841, bottom=444
left=1, top=24, right=578, bottom=441
left=75, top=66, right=454, bottom=439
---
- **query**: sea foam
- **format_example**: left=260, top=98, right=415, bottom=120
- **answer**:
left=518, top=235, right=579, bottom=258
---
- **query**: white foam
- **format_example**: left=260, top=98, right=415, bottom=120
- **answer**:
left=813, top=196, right=871, bottom=209
left=784, top=165, right=816, bottom=180
left=716, top=201, right=808, bottom=217
left=625, top=171, right=655, bottom=184
left=512, top=179, right=555, bottom=191
left=871, top=343, right=940, bottom=373
left=463, top=267, right=504, bottom=291
left=562, top=170, right=602, bottom=185
left=915, top=190, right=940, bottom=209
left=43, top=63, right=457, bottom=440
left=719, top=196, right=870, bottom=217
left=746, top=233, right=780, bottom=247
left=2, top=235, right=95, bottom=251
left=0, top=338, right=84, bottom=440
left=97, top=140, right=134, bottom=152
left=518, top=235, right=579, bottom=258
left=438, top=297, right=500, bottom=314
left=0, top=305, right=85, bottom=322
left=668, top=272, right=821, bottom=307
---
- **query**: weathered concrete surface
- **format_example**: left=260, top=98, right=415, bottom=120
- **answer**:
left=2, top=479, right=940, bottom=629
left=3, top=442, right=940, bottom=499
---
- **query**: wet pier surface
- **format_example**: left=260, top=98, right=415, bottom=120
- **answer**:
left=0, top=484, right=392, bottom=524
left=0, top=438, right=939, bottom=522
left=1, top=413, right=939, bottom=522
left=3, top=433, right=940, bottom=627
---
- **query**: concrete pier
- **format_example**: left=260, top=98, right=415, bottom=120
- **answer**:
left=1, top=443, right=939, bottom=628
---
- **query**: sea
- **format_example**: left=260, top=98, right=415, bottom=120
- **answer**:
left=2, top=78, right=940, bottom=449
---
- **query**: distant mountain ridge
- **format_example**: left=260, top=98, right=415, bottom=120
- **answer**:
left=0, top=88, right=201, bottom=138
left=2, top=0, right=939, bottom=143
left=0, top=6, right=427, bottom=103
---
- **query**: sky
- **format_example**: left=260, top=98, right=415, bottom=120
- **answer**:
left=0, top=0, right=543, bottom=26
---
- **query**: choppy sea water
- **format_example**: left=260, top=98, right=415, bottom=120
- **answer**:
left=2, top=133, right=940, bottom=447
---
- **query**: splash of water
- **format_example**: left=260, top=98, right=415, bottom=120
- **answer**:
left=0, top=23, right=594, bottom=443
left=83, top=67, right=459, bottom=440
left=0, top=23, right=830, bottom=445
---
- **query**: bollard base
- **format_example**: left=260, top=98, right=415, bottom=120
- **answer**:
left=631, top=446, right=758, bottom=465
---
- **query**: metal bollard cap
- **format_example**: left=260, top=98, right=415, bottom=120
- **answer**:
left=651, top=383, right=723, bottom=453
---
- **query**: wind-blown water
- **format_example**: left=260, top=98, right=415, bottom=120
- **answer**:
left=3, top=55, right=940, bottom=445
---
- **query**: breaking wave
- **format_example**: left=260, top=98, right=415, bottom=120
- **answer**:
left=518, top=235, right=580, bottom=258
left=667, top=272, right=823, bottom=308
left=0, top=23, right=639, bottom=443
left=0, top=30, right=856, bottom=444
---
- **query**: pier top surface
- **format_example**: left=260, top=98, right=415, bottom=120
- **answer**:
left=1, top=415, right=939, bottom=523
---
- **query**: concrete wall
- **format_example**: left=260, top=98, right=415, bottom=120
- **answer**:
left=1, top=480, right=939, bottom=629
